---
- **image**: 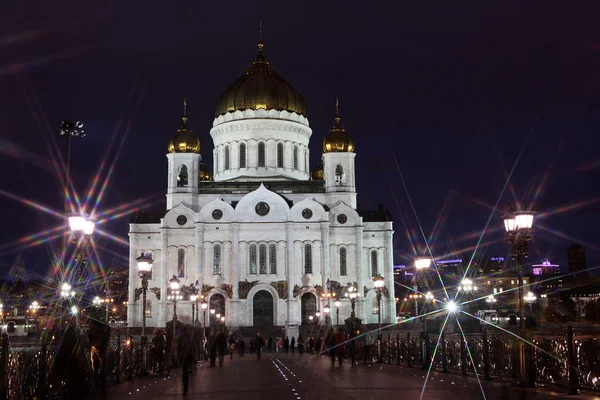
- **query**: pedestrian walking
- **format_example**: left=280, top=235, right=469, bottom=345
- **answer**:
left=215, top=330, right=227, bottom=367
left=284, top=336, right=290, bottom=355
left=335, top=329, right=346, bottom=366
left=267, top=336, right=273, bottom=353
left=208, top=331, right=217, bottom=367
left=327, top=330, right=336, bottom=366
left=291, top=336, right=295, bottom=355
left=181, top=329, right=194, bottom=395
left=255, top=332, right=265, bottom=360
left=250, top=337, right=255, bottom=354
left=298, top=335, right=304, bottom=355
left=229, top=336, right=235, bottom=360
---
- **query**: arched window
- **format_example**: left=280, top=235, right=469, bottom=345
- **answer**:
left=372, top=297, right=380, bottom=314
left=340, top=248, right=347, bottom=276
left=258, top=142, right=266, bottom=167
left=259, top=244, right=267, bottom=274
left=178, top=248, right=185, bottom=277
left=277, top=143, right=284, bottom=168
left=239, top=143, right=247, bottom=168
left=145, top=300, right=152, bottom=318
left=371, top=250, right=378, bottom=277
left=269, top=244, right=277, bottom=274
left=177, top=165, right=188, bottom=187
left=224, top=146, right=230, bottom=170
left=335, top=164, right=344, bottom=186
left=293, top=146, right=298, bottom=170
left=249, top=244, right=257, bottom=274
left=214, top=245, right=221, bottom=275
left=304, top=244, right=312, bottom=274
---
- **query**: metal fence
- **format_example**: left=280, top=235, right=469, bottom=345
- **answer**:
left=357, top=326, right=600, bottom=393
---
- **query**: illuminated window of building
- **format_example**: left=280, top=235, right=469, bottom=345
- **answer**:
left=511, top=280, right=514, bottom=285
left=214, top=245, right=221, bottom=275
left=177, top=165, right=188, bottom=187
left=340, top=248, right=347, bottom=276
left=304, top=244, right=312, bottom=274
left=269, top=244, right=276, bottom=274
left=258, top=142, right=265, bottom=167
left=259, top=244, right=267, bottom=274
left=371, top=250, right=378, bottom=277
left=224, top=145, right=230, bottom=170
left=277, top=143, right=284, bottom=168
left=293, top=146, right=298, bottom=170
left=177, top=249, right=185, bottom=277
left=239, top=143, right=247, bottom=168
left=249, top=245, right=257, bottom=274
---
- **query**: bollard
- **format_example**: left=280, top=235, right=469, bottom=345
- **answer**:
left=567, top=326, right=580, bottom=395
left=396, top=333, right=400, bottom=366
left=407, top=332, right=412, bottom=368
left=460, top=336, right=467, bottom=376
left=441, top=332, right=448, bottom=373
left=483, top=328, right=491, bottom=381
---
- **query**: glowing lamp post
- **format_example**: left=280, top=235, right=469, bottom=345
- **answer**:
left=502, top=209, right=534, bottom=330
left=201, top=299, right=208, bottom=338
left=372, top=273, right=385, bottom=363
left=167, top=275, right=182, bottom=366
left=413, top=257, right=432, bottom=317
left=323, top=305, right=331, bottom=328
left=190, top=294, right=198, bottom=328
left=137, top=252, right=153, bottom=375
left=334, top=299, right=341, bottom=327
left=210, top=308, right=216, bottom=333
left=61, top=283, right=75, bottom=299
left=68, top=214, right=95, bottom=236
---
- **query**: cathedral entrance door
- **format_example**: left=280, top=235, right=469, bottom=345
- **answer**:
left=301, top=293, right=317, bottom=325
left=253, top=290, right=274, bottom=327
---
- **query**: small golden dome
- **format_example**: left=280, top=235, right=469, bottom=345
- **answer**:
left=214, top=40, right=307, bottom=117
left=311, top=159, right=324, bottom=180
left=199, top=161, right=213, bottom=182
left=168, top=99, right=201, bottom=154
left=322, top=99, right=355, bottom=153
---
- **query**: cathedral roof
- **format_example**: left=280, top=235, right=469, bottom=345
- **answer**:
left=322, top=99, right=355, bottom=153
left=214, top=40, right=307, bottom=118
left=168, top=100, right=201, bottom=154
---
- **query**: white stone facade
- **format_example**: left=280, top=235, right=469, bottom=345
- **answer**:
left=129, top=108, right=395, bottom=336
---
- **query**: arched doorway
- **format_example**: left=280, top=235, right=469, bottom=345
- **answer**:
left=301, top=293, right=317, bottom=325
left=253, top=290, right=274, bottom=327
left=209, top=293, right=226, bottom=327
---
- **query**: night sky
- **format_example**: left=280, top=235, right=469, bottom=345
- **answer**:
left=1, top=1, right=599, bottom=280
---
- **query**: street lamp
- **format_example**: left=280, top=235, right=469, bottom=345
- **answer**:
left=346, top=285, right=359, bottom=333
left=414, top=256, right=432, bottom=317
left=61, top=283, right=75, bottom=299
left=201, top=299, right=208, bottom=338
left=323, top=305, right=331, bottom=328
left=372, top=273, right=385, bottom=363
left=190, top=294, right=198, bottom=328
left=136, top=251, right=153, bottom=375
left=334, top=299, right=341, bottom=327
left=167, top=275, right=182, bottom=366
left=210, top=308, right=216, bottom=333
left=58, top=120, right=86, bottom=273
left=220, top=315, right=225, bottom=330
left=502, top=208, right=534, bottom=330
left=29, top=301, right=40, bottom=332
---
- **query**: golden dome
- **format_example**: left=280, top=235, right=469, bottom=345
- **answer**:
left=322, top=99, right=355, bottom=153
left=168, top=100, right=201, bottom=154
left=311, top=159, right=324, bottom=180
left=199, top=161, right=213, bottom=182
left=214, top=41, right=307, bottom=118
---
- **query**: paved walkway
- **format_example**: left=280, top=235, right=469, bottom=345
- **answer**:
left=104, top=352, right=600, bottom=399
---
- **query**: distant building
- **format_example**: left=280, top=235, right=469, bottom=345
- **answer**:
left=568, top=244, right=587, bottom=273
left=477, top=256, right=504, bottom=275
left=532, top=259, right=560, bottom=276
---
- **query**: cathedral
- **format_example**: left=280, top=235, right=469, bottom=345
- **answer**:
left=127, top=38, right=395, bottom=338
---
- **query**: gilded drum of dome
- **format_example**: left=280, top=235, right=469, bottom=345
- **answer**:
left=214, top=43, right=307, bottom=118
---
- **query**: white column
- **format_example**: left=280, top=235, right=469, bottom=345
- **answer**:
left=159, top=231, right=168, bottom=327
left=285, top=223, right=295, bottom=335
left=320, top=223, right=330, bottom=288
left=277, top=241, right=285, bottom=280
left=355, top=226, right=364, bottom=321
left=384, top=228, right=395, bottom=323
left=127, top=240, right=137, bottom=327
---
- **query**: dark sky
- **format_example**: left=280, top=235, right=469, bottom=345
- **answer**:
left=1, top=1, right=599, bottom=280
